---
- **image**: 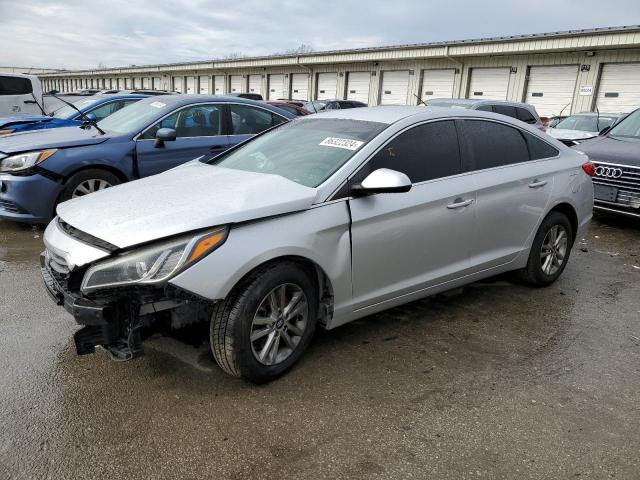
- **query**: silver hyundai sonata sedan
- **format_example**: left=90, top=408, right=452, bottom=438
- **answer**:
left=41, top=106, right=594, bottom=383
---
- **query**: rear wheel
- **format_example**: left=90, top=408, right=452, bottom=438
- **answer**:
left=518, top=211, right=573, bottom=286
left=210, top=262, right=318, bottom=383
left=59, top=169, right=121, bottom=202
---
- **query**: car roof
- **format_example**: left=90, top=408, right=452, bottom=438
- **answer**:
left=134, top=95, right=297, bottom=118
left=308, top=105, right=537, bottom=125
left=569, top=111, right=625, bottom=117
left=427, top=98, right=536, bottom=109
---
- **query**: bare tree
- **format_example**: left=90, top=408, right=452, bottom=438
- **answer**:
left=281, top=44, right=315, bottom=55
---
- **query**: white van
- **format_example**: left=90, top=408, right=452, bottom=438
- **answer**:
left=0, top=73, right=44, bottom=116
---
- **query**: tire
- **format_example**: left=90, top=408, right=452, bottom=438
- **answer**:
left=210, top=261, right=318, bottom=383
left=59, top=169, right=121, bottom=203
left=517, top=211, right=574, bottom=287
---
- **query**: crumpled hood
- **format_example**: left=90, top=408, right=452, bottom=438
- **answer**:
left=547, top=128, right=597, bottom=141
left=573, top=135, right=640, bottom=167
left=0, top=125, right=108, bottom=154
left=56, top=162, right=318, bottom=248
left=0, top=115, right=52, bottom=128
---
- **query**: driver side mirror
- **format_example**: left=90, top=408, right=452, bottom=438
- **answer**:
left=83, top=112, right=97, bottom=123
left=154, top=127, right=177, bottom=148
left=351, top=168, right=412, bottom=196
left=598, top=126, right=611, bottom=136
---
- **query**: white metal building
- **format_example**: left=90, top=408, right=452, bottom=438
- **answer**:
left=38, top=25, right=640, bottom=116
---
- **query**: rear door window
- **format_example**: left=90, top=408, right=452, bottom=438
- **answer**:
left=230, top=104, right=286, bottom=135
left=462, top=120, right=530, bottom=170
left=361, top=120, right=461, bottom=184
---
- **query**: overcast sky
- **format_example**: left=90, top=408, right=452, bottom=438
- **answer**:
left=1, top=0, right=640, bottom=70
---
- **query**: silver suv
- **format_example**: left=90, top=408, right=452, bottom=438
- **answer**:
left=426, top=98, right=545, bottom=130
left=41, top=106, right=594, bottom=383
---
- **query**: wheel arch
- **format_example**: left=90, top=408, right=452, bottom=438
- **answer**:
left=227, top=254, right=335, bottom=326
left=61, top=164, right=129, bottom=184
left=547, top=202, right=578, bottom=244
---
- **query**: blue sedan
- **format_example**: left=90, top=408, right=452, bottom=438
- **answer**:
left=0, top=95, right=294, bottom=223
left=0, top=94, right=148, bottom=136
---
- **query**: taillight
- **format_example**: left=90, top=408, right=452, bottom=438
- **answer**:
left=582, top=161, right=596, bottom=177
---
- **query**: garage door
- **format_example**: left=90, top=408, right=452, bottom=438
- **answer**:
left=173, top=77, right=183, bottom=93
left=248, top=75, right=262, bottom=96
left=152, top=77, right=162, bottom=90
left=185, top=76, right=196, bottom=94
left=421, top=69, right=456, bottom=101
left=525, top=65, right=578, bottom=117
left=268, top=74, right=284, bottom=100
left=199, top=76, right=210, bottom=94
left=380, top=70, right=410, bottom=105
left=317, top=73, right=337, bottom=100
left=346, top=72, right=371, bottom=103
left=596, top=63, right=640, bottom=112
left=142, top=77, right=151, bottom=89
left=468, top=68, right=510, bottom=100
left=213, top=75, right=225, bottom=95
left=125, top=78, right=133, bottom=89
left=117, top=78, right=125, bottom=90
left=230, top=75, right=244, bottom=94
left=291, top=73, right=309, bottom=100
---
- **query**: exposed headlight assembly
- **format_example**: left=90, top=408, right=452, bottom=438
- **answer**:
left=0, top=149, right=57, bottom=172
left=81, top=227, right=228, bottom=293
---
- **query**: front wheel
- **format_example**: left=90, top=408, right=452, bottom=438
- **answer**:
left=59, top=169, right=121, bottom=203
left=210, top=262, right=318, bottom=383
left=518, top=211, right=573, bottom=287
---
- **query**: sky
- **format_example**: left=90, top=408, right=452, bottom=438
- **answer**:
left=1, top=0, right=640, bottom=70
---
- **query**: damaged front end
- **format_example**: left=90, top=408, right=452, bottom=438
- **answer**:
left=40, top=220, right=228, bottom=360
left=41, top=251, right=212, bottom=360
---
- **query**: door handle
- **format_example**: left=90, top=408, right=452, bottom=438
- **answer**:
left=446, top=198, right=474, bottom=209
left=528, top=179, right=548, bottom=188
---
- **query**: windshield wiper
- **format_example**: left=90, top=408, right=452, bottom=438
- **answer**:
left=48, top=93, right=106, bottom=135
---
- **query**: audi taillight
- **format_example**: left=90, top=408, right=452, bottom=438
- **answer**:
left=582, top=161, right=596, bottom=177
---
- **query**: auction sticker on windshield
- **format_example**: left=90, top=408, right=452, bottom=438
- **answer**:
left=319, top=137, right=364, bottom=150
left=149, top=101, right=166, bottom=108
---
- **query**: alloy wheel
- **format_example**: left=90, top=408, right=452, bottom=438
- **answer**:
left=250, top=283, right=309, bottom=366
left=540, top=224, right=568, bottom=275
left=71, top=179, right=113, bottom=198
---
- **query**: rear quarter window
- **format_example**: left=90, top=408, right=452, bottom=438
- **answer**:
left=0, top=76, right=33, bottom=96
left=524, top=132, right=559, bottom=159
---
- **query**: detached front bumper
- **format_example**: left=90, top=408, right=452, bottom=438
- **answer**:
left=40, top=252, right=120, bottom=355
left=40, top=249, right=210, bottom=361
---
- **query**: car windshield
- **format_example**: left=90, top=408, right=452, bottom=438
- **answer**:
left=97, top=98, right=171, bottom=134
left=555, top=115, right=617, bottom=132
left=211, top=118, right=387, bottom=187
left=302, top=101, right=327, bottom=112
left=51, top=98, right=99, bottom=119
left=608, top=110, right=640, bottom=138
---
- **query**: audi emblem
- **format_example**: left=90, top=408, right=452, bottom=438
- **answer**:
left=595, top=166, right=623, bottom=178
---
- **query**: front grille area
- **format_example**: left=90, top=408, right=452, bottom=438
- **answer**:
left=592, top=161, right=640, bottom=215
left=0, top=199, right=27, bottom=214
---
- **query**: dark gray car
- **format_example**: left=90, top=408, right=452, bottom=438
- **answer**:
left=574, top=108, right=640, bottom=219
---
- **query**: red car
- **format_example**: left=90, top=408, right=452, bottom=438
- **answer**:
left=265, top=100, right=311, bottom=116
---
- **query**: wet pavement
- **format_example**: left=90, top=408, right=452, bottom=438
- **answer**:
left=1, top=215, right=639, bottom=479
